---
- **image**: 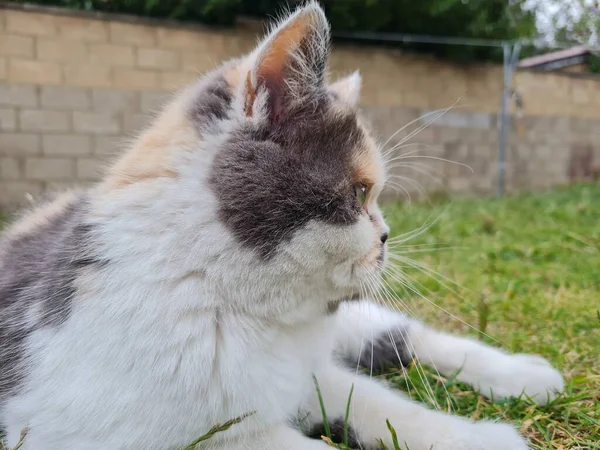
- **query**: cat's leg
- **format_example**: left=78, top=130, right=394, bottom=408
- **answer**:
left=334, top=300, right=564, bottom=405
left=224, top=425, right=330, bottom=450
left=304, top=363, right=529, bottom=450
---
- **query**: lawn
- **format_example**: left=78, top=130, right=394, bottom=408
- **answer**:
left=1, top=184, right=598, bottom=450
left=379, top=182, right=600, bottom=450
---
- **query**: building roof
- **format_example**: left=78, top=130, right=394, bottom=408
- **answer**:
left=518, top=46, right=589, bottom=70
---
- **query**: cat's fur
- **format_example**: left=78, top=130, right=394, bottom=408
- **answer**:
left=0, top=3, right=564, bottom=449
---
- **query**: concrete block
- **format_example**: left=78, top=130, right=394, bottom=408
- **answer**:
left=137, top=48, right=179, bottom=70
left=6, top=11, right=57, bottom=36
left=20, top=110, right=70, bottom=132
left=113, top=68, right=160, bottom=90
left=89, top=43, right=134, bottom=67
left=448, top=177, right=470, bottom=193
left=8, top=59, right=61, bottom=85
left=0, top=134, right=40, bottom=156
left=72, top=111, right=120, bottom=134
left=25, top=157, right=74, bottom=180
left=94, top=135, right=125, bottom=156
left=123, top=113, right=148, bottom=134
left=76, top=157, right=104, bottom=180
left=57, top=16, right=108, bottom=42
left=92, top=89, right=138, bottom=113
left=63, top=64, right=112, bottom=89
left=156, top=28, right=203, bottom=50
left=0, top=34, right=35, bottom=57
left=0, top=108, right=17, bottom=131
left=37, top=38, right=88, bottom=63
left=420, top=110, right=491, bottom=129
left=0, top=157, right=22, bottom=180
left=109, top=22, right=156, bottom=46
left=41, top=86, right=91, bottom=110
left=159, top=71, right=197, bottom=90
left=43, top=135, right=92, bottom=156
left=0, top=83, right=38, bottom=107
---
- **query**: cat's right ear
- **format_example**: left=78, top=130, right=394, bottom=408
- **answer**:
left=242, top=2, right=330, bottom=122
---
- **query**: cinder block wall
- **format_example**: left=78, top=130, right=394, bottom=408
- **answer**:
left=1, top=3, right=599, bottom=206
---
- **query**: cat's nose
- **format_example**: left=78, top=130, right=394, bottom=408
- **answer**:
left=380, top=232, right=388, bottom=244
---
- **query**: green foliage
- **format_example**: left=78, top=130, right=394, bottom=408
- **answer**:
left=545, top=0, right=600, bottom=46
left=24, top=0, right=243, bottom=24
left=10, top=0, right=538, bottom=61
left=588, top=53, right=600, bottom=73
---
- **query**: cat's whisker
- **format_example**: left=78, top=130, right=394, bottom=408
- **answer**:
left=383, top=263, right=501, bottom=346
left=383, top=147, right=425, bottom=164
left=380, top=110, right=444, bottom=151
left=386, top=164, right=445, bottom=188
left=361, top=269, right=442, bottom=411
left=382, top=143, right=431, bottom=162
left=386, top=210, right=446, bottom=245
left=386, top=160, right=445, bottom=177
left=381, top=102, right=459, bottom=153
left=386, top=176, right=428, bottom=200
left=385, top=180, right=414, bottom=202
left=387, top=253, right=475, bottom=296
left=377, top=277, right=455, bottom=411
left=373, top=280, right=444, bottom=411
left=386, top=155, right=474, bottom=174
left=386, top=246, right=461, bottom=255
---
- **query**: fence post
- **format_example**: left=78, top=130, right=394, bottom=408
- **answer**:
left=497, top=41, right=521, bottom=197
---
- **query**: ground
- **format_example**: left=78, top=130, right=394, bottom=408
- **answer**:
left=378, top=182, right=599, bottom=450
left=0, top=183, right=598, bottom=450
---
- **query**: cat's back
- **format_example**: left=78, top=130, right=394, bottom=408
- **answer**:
left=0, top=191, right=96, bottom=404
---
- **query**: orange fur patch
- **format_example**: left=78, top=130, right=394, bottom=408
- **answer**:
left=258, top=14, right=310, bottom=78
left=102, top=99, right=194, bottom=190
left=352, top=133, right=383, bottom=187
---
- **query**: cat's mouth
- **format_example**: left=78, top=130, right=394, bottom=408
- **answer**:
left=357, top=244, right=386, bottom=270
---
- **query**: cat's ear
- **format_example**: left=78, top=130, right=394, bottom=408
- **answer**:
left=329, top=71, right=362, bottom=107
left=243, top=2, right=330, bottom=121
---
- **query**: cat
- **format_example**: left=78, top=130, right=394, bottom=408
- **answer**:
left=0, top=3, right=564, bottom=449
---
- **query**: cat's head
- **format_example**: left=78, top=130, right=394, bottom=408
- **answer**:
left=97, top=2, right=388, bottom=313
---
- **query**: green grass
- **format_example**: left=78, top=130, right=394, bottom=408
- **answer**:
left=374, top=183, right=600, bottom=450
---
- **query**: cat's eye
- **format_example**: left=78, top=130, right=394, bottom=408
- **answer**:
left=353, top=183, right=368, bottom=208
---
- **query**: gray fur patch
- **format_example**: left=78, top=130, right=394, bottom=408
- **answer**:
left=0, top=197, right=101, bottom=403
left=188, top=74, right=233, bottom=128
left=356, top=327, right=413, bottom=371
left=210, top=89, right=364, bottom=258
left=306, top=419, right=363, bottom=449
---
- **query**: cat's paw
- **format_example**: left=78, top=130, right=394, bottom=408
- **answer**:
left=428, top=420, right=528, bottom=450
left=467, top=421, right=530, bottom=450
left=476, top=353, right=564, bottom=405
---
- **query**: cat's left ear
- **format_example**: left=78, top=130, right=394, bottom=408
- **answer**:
left=329, top=71, right=362, bottom=107
left=243, top=2, right=330, bottom=121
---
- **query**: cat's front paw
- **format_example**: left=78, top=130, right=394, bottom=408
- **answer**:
left=428, top=420, right=528, bottom=450
left=467, top=421, right=530, bottom=450
left=477, top=353, right=564, bottom=405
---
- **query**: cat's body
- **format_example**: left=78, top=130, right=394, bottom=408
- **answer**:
left=0, top=3, right=563, bottom=449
